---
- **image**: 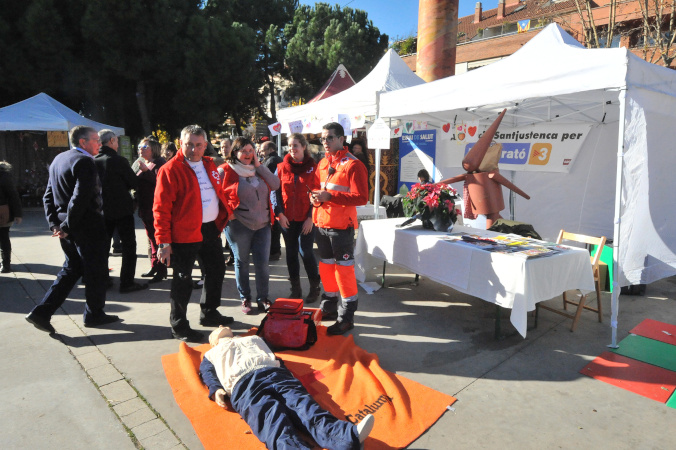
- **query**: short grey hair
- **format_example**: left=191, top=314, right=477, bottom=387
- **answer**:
left=180, top=124, right=207, bottom=142
left=261, top=141, right=276, bottom=154
left=70, top=125, right=97, bottom=148
left=98, top=129, right=116, bottom=145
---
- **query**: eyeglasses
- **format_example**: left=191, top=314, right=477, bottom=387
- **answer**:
left=319, top=135, right=338, bottom=144
left=138, top=144, right=149, bottom=150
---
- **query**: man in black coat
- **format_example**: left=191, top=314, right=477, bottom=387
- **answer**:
left=26, top=125, right=119, bottom=333
left=259, top=140, right=283, bottom=261
left=95, top=130, right=147, bottom=293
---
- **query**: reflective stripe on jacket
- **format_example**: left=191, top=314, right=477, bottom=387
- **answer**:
left=312, top=147, right=369, bottom=230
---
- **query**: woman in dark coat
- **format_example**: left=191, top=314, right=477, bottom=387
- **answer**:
left=0, top=161, right=23, bottom=273
left=136, top=138, right=166, bottom=282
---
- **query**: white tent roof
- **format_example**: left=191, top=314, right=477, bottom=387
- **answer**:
left=380, top=24, right=676, bottom=345
left=0, top=92, right=125, bottom=135
left=277, top=49, right=425, bottom=123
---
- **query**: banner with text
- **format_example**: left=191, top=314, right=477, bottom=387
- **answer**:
left=398, top=130, right=439, bottom=191
left=437, top=123, right=591, bottom=173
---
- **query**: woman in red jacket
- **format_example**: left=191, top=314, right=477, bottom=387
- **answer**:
left=272, top=133, right=321, bottom=302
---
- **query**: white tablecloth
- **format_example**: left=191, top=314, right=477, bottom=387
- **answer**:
left=355, top=218, right=596, bottom=337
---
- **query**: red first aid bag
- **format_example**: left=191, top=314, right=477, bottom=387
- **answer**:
left=257, top=298, right=319, bottom=351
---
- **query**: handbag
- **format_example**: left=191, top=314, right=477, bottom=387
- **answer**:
left=256, top=298, right=320, bottom=351
left=0, top=204, right=10, bottom=226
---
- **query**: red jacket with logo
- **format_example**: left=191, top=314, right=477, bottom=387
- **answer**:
left=313, top=147, right=368, bottom=229
left=274, top=154, right=319, bottom=222
left=153, top=152, right=230, bottom=244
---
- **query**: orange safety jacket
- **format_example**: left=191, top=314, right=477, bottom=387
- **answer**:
left=312, top=147, right=369, bottom=230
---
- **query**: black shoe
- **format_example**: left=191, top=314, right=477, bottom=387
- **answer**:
left=269, top=252, right=281, bottom=261
left=257, top=299, right=272, bottom=312
left=1, top=262, right=11, bottom=273
left=200, top=315, right=234, bottom=327
left=119, top=282, right=148, bottom=294
left=141, top=268, right=157, bottom=278
left=172, top=328, right=204, bottom=343
left=84, top=313, right=120, bottom=328
left=148, top=269, right=167, bottom=284
left=25, top=312, right=56, bottom=334
left=327, top=320, right=354, bottom=335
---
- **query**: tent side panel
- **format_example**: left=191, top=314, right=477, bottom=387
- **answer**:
left=618, top=87, right=676, bottom=286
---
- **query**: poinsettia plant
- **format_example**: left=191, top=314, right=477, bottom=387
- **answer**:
left=402, top=183, right=461, bottom=229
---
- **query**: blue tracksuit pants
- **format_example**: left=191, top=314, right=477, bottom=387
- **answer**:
left=231, top=367, right=359, bottom=450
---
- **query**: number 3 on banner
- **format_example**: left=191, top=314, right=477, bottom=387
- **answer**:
left=528, top=143, right=552, bottom=166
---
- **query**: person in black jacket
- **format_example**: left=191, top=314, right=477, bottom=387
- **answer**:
left=26, top=126, right=119, bottom=333
left=259, top=140, right=283, bottom=261
left=95, top=130, right=147, bottom=293
left=0, top=161, right=23, bottom=273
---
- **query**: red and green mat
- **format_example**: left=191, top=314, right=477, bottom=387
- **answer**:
left=580, top=318, right=676, bottom=408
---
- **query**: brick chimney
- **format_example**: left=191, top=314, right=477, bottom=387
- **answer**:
left=474, top=2, right=482, bottom=24
left=497, top=0, right=505, bottom=19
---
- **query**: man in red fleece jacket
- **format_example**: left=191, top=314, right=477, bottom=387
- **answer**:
left=153, top=125, right=232, bottom=343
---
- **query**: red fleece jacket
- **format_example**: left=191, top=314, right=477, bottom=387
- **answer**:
left=153, top=152, right=230, bottom=244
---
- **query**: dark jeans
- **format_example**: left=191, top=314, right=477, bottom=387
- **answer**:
left=281, top=221, right=319, bottom=280
left=169, top=222, right=225, bottom=333
left=30, top=232, right=109, bottom=322
left=0, top=227, right=10, bottom=261
left=105, top=214, right=137, bottom=287
left=232, top=367, right=359, bottom=450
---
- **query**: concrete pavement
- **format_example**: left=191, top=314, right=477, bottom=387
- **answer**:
left=1, top=209, right=675, bottom=449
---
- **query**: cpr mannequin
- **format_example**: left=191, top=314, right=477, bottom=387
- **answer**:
left=437, top=109, right=530, bottom=229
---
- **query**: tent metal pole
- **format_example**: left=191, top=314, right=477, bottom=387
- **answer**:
left=609, top=87, right=627, bottom=349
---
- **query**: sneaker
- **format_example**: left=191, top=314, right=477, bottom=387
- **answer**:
left=357, top=414, right=374, bottom=443
left=241, top=300, right=254, bottom=315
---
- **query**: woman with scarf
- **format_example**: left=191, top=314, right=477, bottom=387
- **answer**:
left=136, top=138, right=167, bottom=282
left=272, top=133, right=321, bottom=303
left=219, top=137, right=280, bottom=314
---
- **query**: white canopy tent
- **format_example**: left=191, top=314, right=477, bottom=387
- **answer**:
left=277, top=49, right=425, bottom=124
left=0, top=92, right=125, bottom=135
left=277, top=49, right=425, bottom=212
left=379, top=24, right=676, bottom=346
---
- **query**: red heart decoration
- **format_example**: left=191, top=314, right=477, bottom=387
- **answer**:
left=273, top=123, right=281, bottom=132
left=468, top=126, right=477, bottom=137
left=394, top=127, right=400, bottom=134
left=442, top=123, right=450, bottom=133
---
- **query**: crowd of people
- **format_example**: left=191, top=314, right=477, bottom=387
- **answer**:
left=22, top=122, right=369, bottom=342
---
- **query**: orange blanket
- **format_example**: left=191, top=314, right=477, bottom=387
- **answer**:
left=162, top=327, right=456, bottom=449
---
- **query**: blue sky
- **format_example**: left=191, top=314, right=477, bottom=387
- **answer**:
left=299, top=1, right=498, bottom=41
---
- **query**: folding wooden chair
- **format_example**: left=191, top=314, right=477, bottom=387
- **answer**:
left=537, top=230, right=606, bottom=332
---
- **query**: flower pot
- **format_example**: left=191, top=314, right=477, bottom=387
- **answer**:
left=430, top=214, right=454, bottom=232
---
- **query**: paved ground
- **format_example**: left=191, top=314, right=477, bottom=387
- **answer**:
left=1, top=209, right=675, bottom=449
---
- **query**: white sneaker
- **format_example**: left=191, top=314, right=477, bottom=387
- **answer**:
left=356, top=414, right=374, bottom=443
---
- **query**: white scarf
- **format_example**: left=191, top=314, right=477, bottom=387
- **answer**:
left=228, top=161, right=256, bottom=178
